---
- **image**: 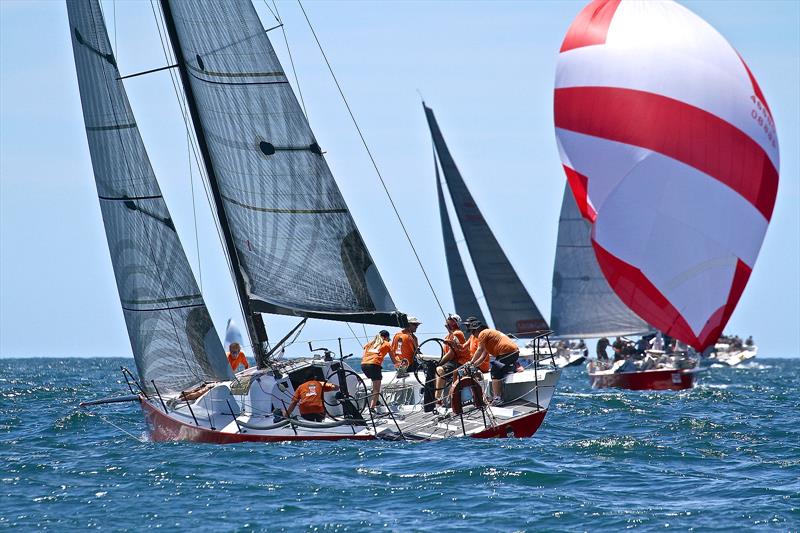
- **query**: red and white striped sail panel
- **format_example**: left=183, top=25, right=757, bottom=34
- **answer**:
left=554, top=0, right=779, bottom=350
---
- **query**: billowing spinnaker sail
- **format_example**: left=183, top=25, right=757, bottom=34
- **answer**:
left=67, top=0, right=232, bottom=393
left=436, top=159, right=486, bottom=325
left=555, top=0, right=779, bottom=350
left=424, top=104, right=548, bottom=336
left=162, top=0, right=401, bottom=326
left=551, top=185, right=650, bottom=338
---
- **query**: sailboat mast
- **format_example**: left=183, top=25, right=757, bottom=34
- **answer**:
left=158, top=0, right=267, bottom=367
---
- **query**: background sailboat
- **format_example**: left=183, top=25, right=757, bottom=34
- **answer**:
left=551, top=184, right=650, bottom=340
left=424, top=103, right=548, bottom=338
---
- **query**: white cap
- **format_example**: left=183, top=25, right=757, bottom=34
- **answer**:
left=447, top=314, right=462, bottom=322
left=407, top=316, right=422, bottom=325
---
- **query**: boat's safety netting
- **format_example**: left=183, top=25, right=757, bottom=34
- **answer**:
left=165, top=0, right=401, bottom=326
left=424, top=105, right=548, bottom=337
left=550, top=185, right=650, bottom=339
left=436, top=162, right=486, bottom=324
left=68, top=0, right=233, bottom=393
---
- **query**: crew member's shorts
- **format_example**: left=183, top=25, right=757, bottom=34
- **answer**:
left=301, top=412, right=325, bottom=422
left=362, top=363, right=382, bottom=381
left=490, top=351, right=520, bottom=380
left=438, top=360, right=458, bottom=377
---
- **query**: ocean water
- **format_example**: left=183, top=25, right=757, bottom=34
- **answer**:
left=0, top=358, right=798, bottom=532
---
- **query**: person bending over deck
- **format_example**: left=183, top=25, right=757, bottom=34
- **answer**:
left=434, top=315, right=468, bottom=405
left=283, top=379, right=339, bottom=422
left=596, top=337, right=610, bottom=361
left=227, top=343, right=249, bottom=373
left=469, top=322, right=520, bottom=406
left=361, top=330, right=396, bottom=411
left=391, top=316, right=421, bottom=373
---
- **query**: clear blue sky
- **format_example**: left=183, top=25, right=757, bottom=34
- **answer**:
left=1, top=1, right=798, bottom=359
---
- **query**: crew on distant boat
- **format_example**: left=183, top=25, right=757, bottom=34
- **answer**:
left=283, top=379, right=340, bottom=422
left=745, top=335, right=754, bottom=347
left=468, top=321, right=520, bottom=406
left=612, top=337, right=625, bottom=361
left=226, top=342, right=249, bottom=372
left=361, top=330, right=394, bottom=411
left=596, top=337, right=610, bottom=361
left=392, top=316, right=421, bottom=371
left=434, top=314, right=468, bottom=405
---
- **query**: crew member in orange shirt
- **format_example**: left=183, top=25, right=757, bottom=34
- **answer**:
left=361, top=330, right=395, bottom=410
left=227, top=342, right=249, bottom=373
left=464, top=317, right=489, bottom=374
left=469, top=321, right=520, bottom=406
left=434, top=315, right=468, bottom=405
left=283, top=379, right=339, bottom=422
left=391, top=316, right=421, bottom=371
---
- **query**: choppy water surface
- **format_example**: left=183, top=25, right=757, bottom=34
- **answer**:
left=1, top=358, right=798, bottom=531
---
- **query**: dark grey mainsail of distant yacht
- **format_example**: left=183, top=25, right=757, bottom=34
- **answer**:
left=424, top=104, right=548, bottom=337
left=551, top=185, right=650, bottom=339
left=67, top=0, right=232, bottom=393
left=435, top=158, right=486, bottom=325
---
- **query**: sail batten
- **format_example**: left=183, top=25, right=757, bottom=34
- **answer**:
left=424, top=104, right=548, bottom=337
left=162, top=0, right=403, bottom=328
left=551, top=185, right=650, bottom=339
left=68, top=0, right=233, bottom=393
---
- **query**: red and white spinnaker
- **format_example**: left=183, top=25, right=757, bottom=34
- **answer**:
left=554, top=0, right=779, bottom=350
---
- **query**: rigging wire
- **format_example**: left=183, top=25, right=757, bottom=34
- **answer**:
left=296, top=0, right=446, bottom=319
left=188, top=132, right=203, bottom=291
left=346, top=323, right=365, bottom=346
left=269, top=0, right=310, bottom=121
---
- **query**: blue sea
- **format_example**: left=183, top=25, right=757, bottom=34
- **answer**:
left=1, top=358, right=798, bottom=531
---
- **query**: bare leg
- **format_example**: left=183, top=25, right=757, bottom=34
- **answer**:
left=371, top=380, right=381, bottom=409
left=434, top=366, right=446, bottom=402
left=491, top=379, right=503, bottom=399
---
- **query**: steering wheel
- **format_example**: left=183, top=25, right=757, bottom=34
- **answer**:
left=322, top=370, right=368, bottom=420
left=414, top=337, right=447, bottom=387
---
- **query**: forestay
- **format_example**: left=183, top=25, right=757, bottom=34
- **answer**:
left=163, top=0, right=402, bottom=326
left=555, top=0, right=779, bottom=350
left=424, top=104, right=548, bottom=337
left=67, top=0, right=233, bottom=393
left=551, top=185, right=650, bottom=339
left=436, top=158, right=486, bottom=325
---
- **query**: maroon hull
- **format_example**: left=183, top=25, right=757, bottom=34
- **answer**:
left=472, top=409, right=547, bottom=439
left=589, top=368, right=698, bottom=391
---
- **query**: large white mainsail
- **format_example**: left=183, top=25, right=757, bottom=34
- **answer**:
left=158, top=0, right=403, bottom=344
left=67, top=0, right=233, bottom=393
left=551, top=185, right=650, bottom=339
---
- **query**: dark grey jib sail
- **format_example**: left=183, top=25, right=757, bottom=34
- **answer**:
left=551, top=185, right=650, bottom=338
left=160, top=0, right=403, bottom=328
left=424, top=104, right=548, bottom=337
left=68, top=0, right=233, bottom=393
left=436, top=154, right=486, bottom=325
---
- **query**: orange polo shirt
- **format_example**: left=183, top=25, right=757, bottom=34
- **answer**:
left=227, top=351, right=249, bottom=372
left=468, top=335, right=489, bottom=372
left=291, top=380, right=337, bottom=415
left=391, top=331, right=418, bottom=366
left=446, top=329, right=469, bottom=365
left=362, top=340, right=392, bottom=366
left=478, top=328, right=518, bottom=357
